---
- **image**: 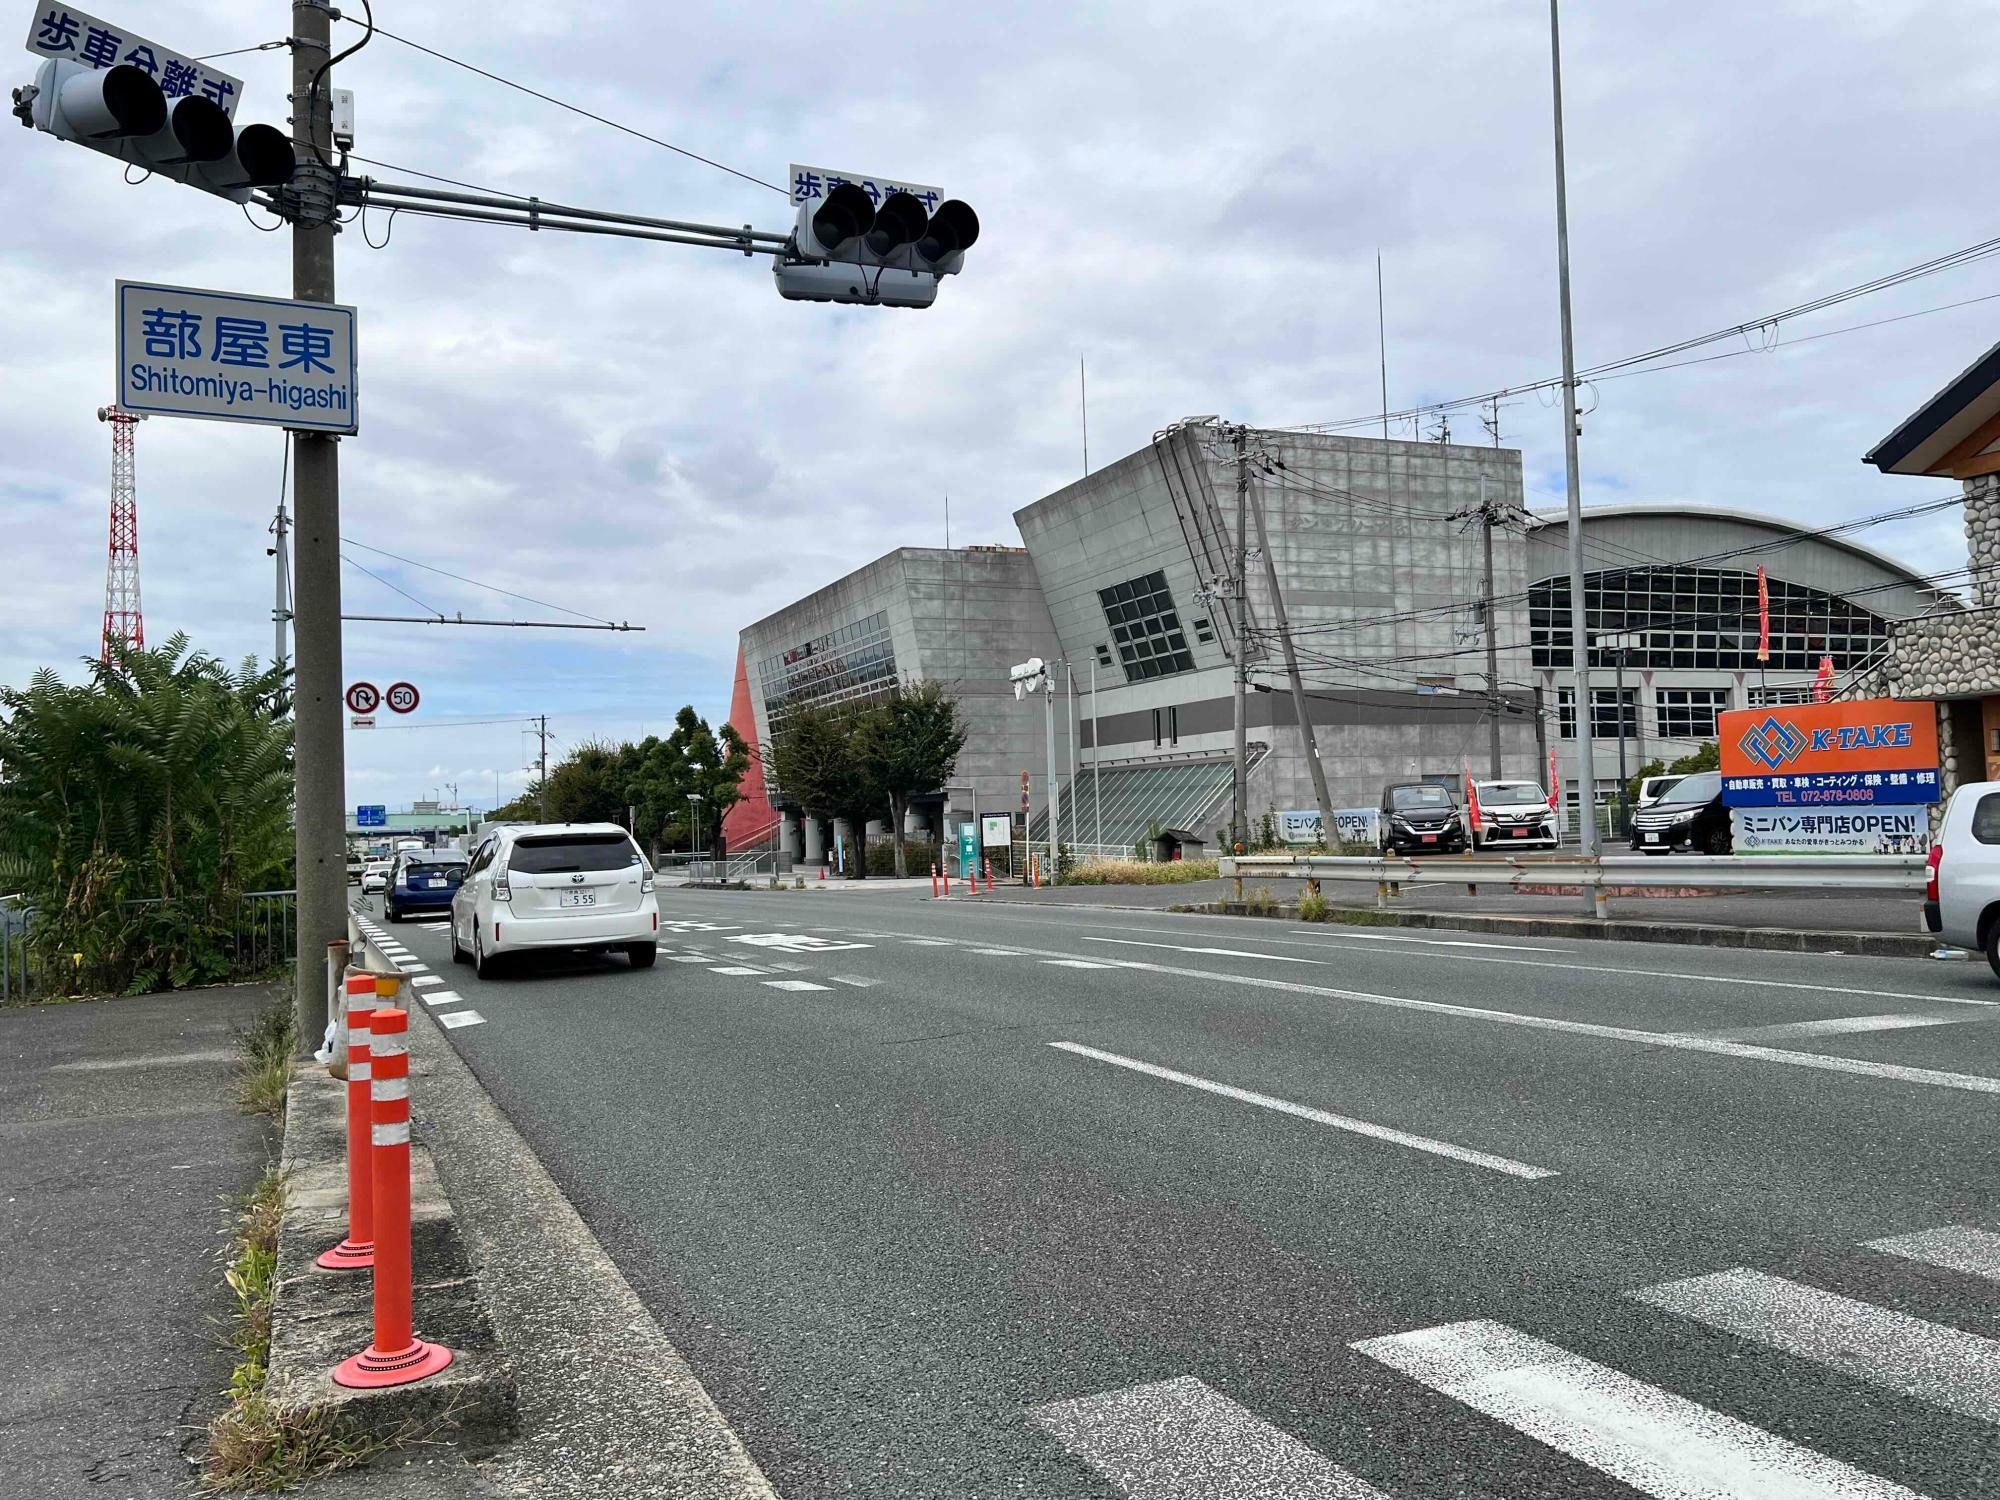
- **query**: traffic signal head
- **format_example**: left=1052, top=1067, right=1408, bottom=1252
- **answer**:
left=777, top=183, right=980, bottom=306
left=12, top=58, right=294, bottom=202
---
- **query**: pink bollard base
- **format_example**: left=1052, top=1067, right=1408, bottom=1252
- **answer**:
left=332, top=1337, right=453, bottom=1390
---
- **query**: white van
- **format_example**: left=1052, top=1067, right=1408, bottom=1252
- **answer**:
left=450, top=822, right=659, bottom=978
left=1923, top=781, right=2000, bottom=976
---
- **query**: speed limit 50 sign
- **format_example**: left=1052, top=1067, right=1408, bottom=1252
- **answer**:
left=384, top=682, right=420, bottom=714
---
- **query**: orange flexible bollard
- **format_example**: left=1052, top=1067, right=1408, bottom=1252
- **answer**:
left=333, top=1007, right=453, bottom=1389
left=983, top=858, right=993, bottom=894
left=943, top=861, right=951, bottom=896
left=930, top=863, right=939, bottom=898
left=316, top=974, right=378, bottom=1270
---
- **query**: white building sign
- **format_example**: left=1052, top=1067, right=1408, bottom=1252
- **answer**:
left=1730, top=806, right=1928, bottom=856
left=789, top=162, right=944, bottom=213
left=26, top=6, right=245, bottom=116
left=116, top=281, right=357, bottom=433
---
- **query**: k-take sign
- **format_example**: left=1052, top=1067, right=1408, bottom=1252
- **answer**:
left=1719, top=698, right=1940, bottom=807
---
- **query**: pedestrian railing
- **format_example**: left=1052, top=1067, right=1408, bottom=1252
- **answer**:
left=0, top=888, right=298, bottom=1002
left=1219, top=852, right=1925, bottom=914
left=1, top=905, right=33, bottom=1003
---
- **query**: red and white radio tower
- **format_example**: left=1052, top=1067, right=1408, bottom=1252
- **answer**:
left=95, top=405, right=147, bottom=662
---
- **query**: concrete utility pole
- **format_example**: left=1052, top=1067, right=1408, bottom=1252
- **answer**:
left=1246, top=436, right=1336, bottom=847
left=535, top=714, right=550, bottom=821
left=1231, top=426, right=1250, bottom=850
left=1549, top=0, right=1606, bottom=914
left=270, top=490, right=290, bottom=675
left=1479, top=478, right=1504, bottom=779
left=1090, top=658, right=1102, bottom=851
left=1044, top=672, right=1060, bottom=872
left=289, top=0, right=346, bottom=1053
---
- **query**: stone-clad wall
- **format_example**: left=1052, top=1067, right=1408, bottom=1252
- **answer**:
left=1885, top=473, right=2000, bottom=699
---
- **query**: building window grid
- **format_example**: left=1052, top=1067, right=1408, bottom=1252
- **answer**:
left=1098, top=570, right=1196, bottom=682
left=1655, top=687, right=1731, bottom=740
left=1529, top=567, right=1889, bottom=673
left=757, top=610, right=899, bottom=724
left=1556, top=687, right=1638, bottom=741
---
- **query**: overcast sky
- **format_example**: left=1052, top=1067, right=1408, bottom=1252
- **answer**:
left=2, top=0, right=1994, bottom=811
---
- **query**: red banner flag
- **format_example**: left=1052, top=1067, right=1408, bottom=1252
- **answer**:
left=1462, top=758, right=1483, bottom=837
left=1812, top=655, right=1835, bottom=703
left=1547, top=747, right=1560, bottom=809
left=1756, top=566, right=1770, bottom=663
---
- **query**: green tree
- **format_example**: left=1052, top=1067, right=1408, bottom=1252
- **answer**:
left=766, top=700, right=883, bottom=875
left=0, top=635, right=294, bottom=995
left=1626, top=739, right=1721, bottom=807
left=492, top=709, right=749, bottom=854
left=854, top=680, right=968, bottom=878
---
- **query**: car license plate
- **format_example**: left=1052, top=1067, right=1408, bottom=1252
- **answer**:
left=1421, top=833, right=1437, bottom=843
left=1644, top=833, right=1661, bottom=844
left=559, top=890, right=597, bottom=908
left=423, top=878, right=443, bottom=889
left=1511, top=828, right=1529, bottom=837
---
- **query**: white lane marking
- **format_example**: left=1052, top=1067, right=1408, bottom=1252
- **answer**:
left=1044, top=959, right=1117, bottom=970
left=830, top=975, right=880, bottom=988
left=903, top=938, right=954, bottom=946
left=1055, top=953, right=2000, bottom=1096
left=1353, top=1319, right=1923, bottom=1500
left=1712, top=1013, right=1974, bottom=1042
left=970, top=948, right=1026, bottom=956
left=411, top=975, right=445, bottom=988
left=1868, top=1225, right=2000, bottom=1282
left=1029, top=1375, right=1391, bottom=1499
left=420, top=989, right=465, bottom=1008
left=417, top=922, right=447, bottom=929
left=668, top=955, right=713, bottom=964
left=1632, top=1267, right=2000, bottom=1423
left=731, top=932, right=872, bottom=953
left=395, top=962, right=428, bottom=973
left=966, top=909, right=2000, bottom=1008
left=710, top=966, right=769, bottom=976
left=1292, top=928, right=1561, bottom=952
left=763, top=979, right=831, bottom=992
left=1086, top=938, right=1327, bottom=965
left=436, top=1009, right=487, bottom=1029
left=1049, top=1042, right=1555, bottom=1180
left=760, top=960, right=810, bottom=973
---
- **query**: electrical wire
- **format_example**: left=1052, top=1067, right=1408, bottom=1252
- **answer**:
left=1286, top=233, right=2000, bottom=434
left=306, top=0, right=372, bottom=169
left=342, top=17, right=789, bottom=196
left=340, top=552, right=441, bottom=616
left=195, top=39, right=289, bottom=60
left=338, top=538, right=619, bottom=625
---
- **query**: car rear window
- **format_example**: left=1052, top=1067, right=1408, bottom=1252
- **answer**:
left=1971, top=793, right=2000, bottom=845
left=508, top=833, right=637, bottom=873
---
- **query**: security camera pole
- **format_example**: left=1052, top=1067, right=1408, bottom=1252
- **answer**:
left=289, top=0, right=347, bottom=1052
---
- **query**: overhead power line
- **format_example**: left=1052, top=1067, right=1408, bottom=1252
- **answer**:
left=1286, top=232, right=2000, bottom=434
left=342, top=17, right=789, bottom=197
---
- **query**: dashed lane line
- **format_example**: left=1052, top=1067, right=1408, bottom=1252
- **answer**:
left=436, top=1009, right=487, bottom=1029
left=763, top=980, right=831, bottom=992
left=830, top=975, right=880, bottom=988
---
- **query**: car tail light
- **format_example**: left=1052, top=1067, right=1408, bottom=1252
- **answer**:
left=1926, top=843, right=1942, bottom=903
left=493, top=855, right=512, bottom=903
left=641, top=862, right=656, bottom=894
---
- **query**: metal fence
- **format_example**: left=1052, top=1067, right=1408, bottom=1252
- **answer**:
left=0, top=888, right=298, bottom=1002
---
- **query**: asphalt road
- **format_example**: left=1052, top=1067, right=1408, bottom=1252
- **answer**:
left=358, top=890, right=2000, bottom=1500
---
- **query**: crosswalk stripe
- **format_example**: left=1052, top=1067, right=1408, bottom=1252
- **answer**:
left=1029, top=1375, right=1391, bottom=1499
left=1352, top=1319, right=1924, bottom=1500
left=763, top=979, right=830, bottom=992
left=1633, top=1267, right=2000, bottom=1422
left=1049, top=1042, right=1555, bottom=1179
left=830, top=975, right=879, bottom=988
left=709, top=966, right=768, bottom=976
left=1866, top=1225, right=2000, bottom=1283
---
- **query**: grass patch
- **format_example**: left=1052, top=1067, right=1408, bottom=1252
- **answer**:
left=201, top=1171, right=381, bottom=1492
left=236, top=1000, right=295, bottom=1119
left=1240, top=886, right=1281, bottom=916
left=1298, top=888, right=1329, bottom=923
left=1062, top=857, right=1221, bottom=886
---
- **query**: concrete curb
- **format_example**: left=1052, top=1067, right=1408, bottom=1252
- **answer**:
left=1188, top=900, right=1943, bottom=958
left=269, top=1064, right=518, bottom=1449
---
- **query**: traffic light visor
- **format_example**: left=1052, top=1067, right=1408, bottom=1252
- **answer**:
left=61, top=62, right=164, bottom=139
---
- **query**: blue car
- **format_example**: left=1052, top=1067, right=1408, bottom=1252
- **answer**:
left=383, top=852, right=468, bottom=922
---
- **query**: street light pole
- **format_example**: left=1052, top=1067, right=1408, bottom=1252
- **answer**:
left=1549, top=0, right=1605, bottom=915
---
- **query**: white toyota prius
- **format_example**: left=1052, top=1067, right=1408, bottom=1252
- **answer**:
left=450, top=822, right=659, bottom=978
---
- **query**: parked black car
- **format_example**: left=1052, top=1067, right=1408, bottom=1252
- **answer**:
left=1628, top=769, right=1731, bottom=854
left=1379, top=781, right=1467, bottom=854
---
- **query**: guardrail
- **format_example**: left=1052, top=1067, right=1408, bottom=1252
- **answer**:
left=1217, top=852, right=1926, bottom=915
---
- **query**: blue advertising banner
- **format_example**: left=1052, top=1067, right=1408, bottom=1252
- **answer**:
left=1721, top=767, right=1939, bottom=808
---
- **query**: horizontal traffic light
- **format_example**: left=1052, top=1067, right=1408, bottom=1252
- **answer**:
left=777, top=180, right=980, bottom=307
left=12, top=59, right=294, bottom=202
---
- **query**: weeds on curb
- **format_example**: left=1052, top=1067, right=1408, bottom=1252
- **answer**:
left=1240, top=886, right=1280, bottom=916
left=1062, top=857, right=1221, bottom=886
left=201, top=1170, right=382, bottom=1492
left=236, top=1001, right=295, bottom=1118
left=1298, top=888, right=1329, bottom=922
